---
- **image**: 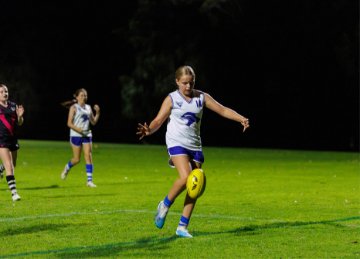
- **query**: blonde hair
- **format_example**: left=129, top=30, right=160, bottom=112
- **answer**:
left=175, top=66, right=196, bottom=81
left=73, top=88, right=87, bottom=98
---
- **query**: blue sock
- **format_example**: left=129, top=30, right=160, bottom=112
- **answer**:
left=86, top=164, right=93, bottom=182
left=66, top=161, right=73, bottom=171
left=163, top=195, right=173, bottom=207
left=178, top=215, right=190, bottom=227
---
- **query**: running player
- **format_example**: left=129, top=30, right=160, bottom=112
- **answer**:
left=60, top=88, right=100, bottom=187
left=0, top=84, right=24, bottom=201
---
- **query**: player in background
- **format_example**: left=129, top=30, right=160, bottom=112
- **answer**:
left=0, top=84, right=24, bottom=201
left=137, top=65, right=249, bottom=238
left=60, top=88, right=100, bottom=187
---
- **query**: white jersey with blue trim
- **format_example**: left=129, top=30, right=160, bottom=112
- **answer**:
left=70, top=103, right=93, bottom=137
left=166, top=90, right=205, bottom=151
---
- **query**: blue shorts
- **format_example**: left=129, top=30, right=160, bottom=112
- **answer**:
left=167, top=146, right=204, bottom=164
left=70, top=136, right=92, bottom=147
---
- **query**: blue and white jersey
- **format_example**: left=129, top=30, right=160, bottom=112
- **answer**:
left=166, top=90, right=205, bottom=151
left=70, top=103, right=92, bottom=137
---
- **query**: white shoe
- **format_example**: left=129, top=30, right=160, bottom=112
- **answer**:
left=176, top=226, right=193, bottom=238
left=87, top=181, right=97, bottom=188
left=61, top=166, right=68, bottom=180
left=12, top=193, right=21, bottom=201
left=155, top=201, right=169, bottom=229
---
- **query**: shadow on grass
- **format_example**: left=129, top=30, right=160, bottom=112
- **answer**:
left=0, top=185, right=58, bottom=191
left=1, top=235, right=178, bottom=258
left=194, top=215, right=360, bottom=237
left=19, top=184, right=60, bottom=190
left=0, top=223, right=73, bottom=237
left=97, top=180, right=162, bottom=187
left=45, top=193, right=116, bottom=199
left=54, top=236, right=179, bottom=258
left=2, top=216, right=359, bottom=258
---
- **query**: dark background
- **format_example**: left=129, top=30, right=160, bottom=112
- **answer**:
left=0, top=0, right=358, bottom=151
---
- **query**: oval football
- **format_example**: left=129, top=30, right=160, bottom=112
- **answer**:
left=186, top=168, right=206, bottom=199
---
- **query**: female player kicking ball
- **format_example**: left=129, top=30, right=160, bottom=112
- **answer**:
left=137, top=65, right=249, bottom=238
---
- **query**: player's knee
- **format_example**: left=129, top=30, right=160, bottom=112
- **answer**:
left=72, top=158, right=81, bottom=165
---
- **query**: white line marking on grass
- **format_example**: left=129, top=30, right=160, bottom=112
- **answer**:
left=0, top=209, right=251, bottom=223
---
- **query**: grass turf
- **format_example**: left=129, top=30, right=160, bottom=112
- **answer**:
left=0, top=140, right=359, bottom=258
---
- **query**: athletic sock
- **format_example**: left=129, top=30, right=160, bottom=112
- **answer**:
left=86, top=164, right=93, bottom=182
left=163, top=195, right=173, bottom=208
left=178, top=215, right=190, bottom=228
left=66, top=161, right=73, bottom=172
left=6, top=175, right=18, bottom=195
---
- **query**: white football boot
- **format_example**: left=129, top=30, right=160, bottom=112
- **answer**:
left=155, top=201, right=169, bottom=229
left=176, top=226, right=193, bottom=238
left=61, top=165, right=69, bottom=180
left=12, top=192, right=21, bottom=201
left=87, top=181, right=97, bottom=188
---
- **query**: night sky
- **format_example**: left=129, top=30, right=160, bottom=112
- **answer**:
left=0, top=0, right=358, bottom=151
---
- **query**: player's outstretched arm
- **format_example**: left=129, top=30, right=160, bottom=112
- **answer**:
left=204, top=93, right=250, bottom=132
left=136, top=96, right=172, bottom=140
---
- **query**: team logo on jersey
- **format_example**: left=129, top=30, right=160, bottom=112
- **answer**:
left=196, top=99, right=203, bottom=108
left=81, top=114, right=89, bottom=122
left=181, top=112, right=200, bottom=126
left=176, top=101, right=183, bottom=107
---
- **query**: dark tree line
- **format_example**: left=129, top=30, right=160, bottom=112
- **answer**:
left=0, top=0, right=358, bottom=150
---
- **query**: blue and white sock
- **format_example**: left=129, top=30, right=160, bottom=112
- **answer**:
left=86, top=164, right=93, bottom=182
left=178, top=215, right=190, bottom=228
left=66, top=161, right=73, bottom=172
left=163, top=195, right=173, bottom=208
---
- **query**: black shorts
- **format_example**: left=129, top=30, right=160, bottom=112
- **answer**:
left=0, top=140, right=20, bottom=151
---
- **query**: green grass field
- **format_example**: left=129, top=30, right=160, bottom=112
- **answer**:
left=0, top=140, right=359, bottom=258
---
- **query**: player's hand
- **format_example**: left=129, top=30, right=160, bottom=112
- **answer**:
left=16, top=105, right=25, bottom=117
left=93, top=104, right=100, bottom=113
left=82, top=129, right=91, bottom=136
left=136, top=122, right=150, bottom=140
left=241, top=118, right=250, bottom=132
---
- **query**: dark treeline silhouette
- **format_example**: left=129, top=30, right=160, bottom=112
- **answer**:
left=0, top=0, right=358, bottom=151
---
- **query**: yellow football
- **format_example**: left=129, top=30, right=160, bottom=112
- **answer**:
left=186, top=168, right=206, bottom=199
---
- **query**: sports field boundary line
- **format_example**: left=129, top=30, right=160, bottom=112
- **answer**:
left=0, top=209, right=252, bottom=223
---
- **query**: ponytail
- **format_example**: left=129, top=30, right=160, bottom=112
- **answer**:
left=60, top=99, right=76, bottom=109
left=61, top=88, right=87, bottom=109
